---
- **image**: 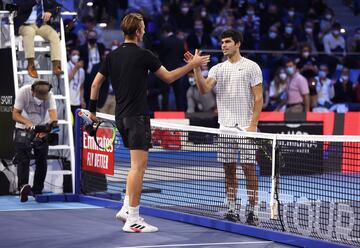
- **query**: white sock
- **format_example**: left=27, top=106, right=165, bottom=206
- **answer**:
left=128, top=206, right=140, bottom=222
left=123, top=195, right=129, bottom=209
left=228, top=200, right=236, bottom=211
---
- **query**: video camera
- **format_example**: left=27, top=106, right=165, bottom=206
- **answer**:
left=29, top=121, right=59, bottom=147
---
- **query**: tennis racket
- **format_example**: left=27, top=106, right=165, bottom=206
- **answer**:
left=234, top=125, right=285, bottom=229
left=78, top=110, right=117, bottom=151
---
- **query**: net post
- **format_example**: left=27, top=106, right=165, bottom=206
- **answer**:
left=270, top=135, right=278, bottom=219
left=74, top=108, right=82, bottom=195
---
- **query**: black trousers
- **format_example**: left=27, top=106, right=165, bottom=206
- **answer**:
left=14, top=132, right=49, bottom=193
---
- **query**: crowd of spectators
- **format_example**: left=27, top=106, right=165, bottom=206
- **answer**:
left=63, top=0, right=360, bottom=114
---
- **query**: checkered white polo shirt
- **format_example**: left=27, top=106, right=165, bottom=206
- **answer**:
left=208, top=56, right=262, bottom=128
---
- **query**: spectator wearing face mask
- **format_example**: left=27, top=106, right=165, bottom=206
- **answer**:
left=259, top=25, right=284, bottom=71
left=197, top=6, right=214, bottom=34
left=332, top=67, right=356, bottom=104
left=68, top=48, right=85, bottom=118
left=282, top=22, right=298, bottom=51
left=281, top=58, right=310, bottom=113
left=241, top=5, right=260, bottom=41
left=186, top=19, right=213, bottom=53
left=265, top=67, right=288, bottom=111
left=79, top=29, right=106, bottom=108
left=175, top=1, right=194, bottom=34
left=296, top=43, right=318, bottom=70
left=235, top=19, right=257, bottom=51
left=320, top=8, right=335, bottom=35
left=259, top=3, right=282, bottom=35
left=323, top=22, right=346, bottom=56
left=154, top=2, right=178, bottom=35
left=281, top=6, right=303, bottom=30
left=299, top=20, right=318, bottom=53
left=186, top=69, right=216, bottom=113
left=315, top=64, right=334, bottom=110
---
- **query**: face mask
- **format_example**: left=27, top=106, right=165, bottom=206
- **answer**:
left=181, top=7, right=189, bottom=14
left=111, top=45, right=118, bottom=51
left=71, top=55, right=79, bottom=64
left=279, top=73, right=287, bottom=80
left=325, top=14, right=332, bottom=20
left=285, top=27, right=293, bottom=34
left=34, top=96, right=43, bottom=105
left=332, top=30, right=340, bottom=36
left=318, top=70, right=326, bottom=78
left=302, top=51, right=310, bottom=58
left=288, top=11, right=295, bottom=17
left=247, top=11, right=254, bottom=16
left=286, top=66, right=295, bottom=75
left=188, top=78, right=196, bottom=86
left=88, top=38, right=97, bottom=45
left=305, top=27, right=313, bottom=34
left=341, top=75, right=349, bottom=81
left=269, top=32, right=277, bottom=39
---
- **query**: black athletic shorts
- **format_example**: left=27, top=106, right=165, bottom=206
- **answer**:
left=116, top=115, right=152, bottom=150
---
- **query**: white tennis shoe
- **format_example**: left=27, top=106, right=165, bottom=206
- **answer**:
left=115, top=208, right=128, bottom=222
left=122, top=217, right=159, bottom=233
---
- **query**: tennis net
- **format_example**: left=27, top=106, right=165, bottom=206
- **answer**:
left=78, top=113, right=360, bottom=246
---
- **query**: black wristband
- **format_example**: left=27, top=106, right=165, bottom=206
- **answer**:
left=89, top=99, right=97, bottom=113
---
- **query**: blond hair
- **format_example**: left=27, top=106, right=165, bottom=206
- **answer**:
left=121, top=13, right=143, bottom=38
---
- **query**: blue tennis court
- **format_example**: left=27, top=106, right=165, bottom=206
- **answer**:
left=0, top=196, right=294, bottom=248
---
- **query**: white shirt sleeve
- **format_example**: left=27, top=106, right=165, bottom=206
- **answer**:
left=48, top=93, right=57, bottom=110
left=251, top=63, right=263, bottom=87
left=13, top=87, right=26, bottom=110
left=207, top=64, right=219, bottom=82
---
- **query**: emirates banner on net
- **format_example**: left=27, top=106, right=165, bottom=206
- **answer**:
left=82, top=127, right=114, bottom=175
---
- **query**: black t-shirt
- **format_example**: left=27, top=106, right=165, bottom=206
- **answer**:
left=99, top=43, right=162, bottom=118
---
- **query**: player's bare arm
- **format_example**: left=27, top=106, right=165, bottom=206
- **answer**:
left=247, top=83, right=263, bottom=132
left=184, top=50, right=216, bottom=94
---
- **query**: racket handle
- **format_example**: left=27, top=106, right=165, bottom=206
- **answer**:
left=78, top=109, right=93, bottom=125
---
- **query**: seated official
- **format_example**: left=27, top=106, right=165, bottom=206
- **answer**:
left=14, top=0, right=61, bottom=78
left=12, top=80, right=57, bottom=202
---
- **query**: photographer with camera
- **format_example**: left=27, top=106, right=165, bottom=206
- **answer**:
left=12, top=80, right=57, bottom=202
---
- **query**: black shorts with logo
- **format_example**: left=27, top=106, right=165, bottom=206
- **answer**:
left=116, top=115, right=152, bottom=150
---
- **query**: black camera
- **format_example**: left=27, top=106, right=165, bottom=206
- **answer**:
left=29, top=121, right=59, bottom=148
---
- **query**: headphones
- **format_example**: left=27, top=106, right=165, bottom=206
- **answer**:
left=31, top=81, right=53, bottom=92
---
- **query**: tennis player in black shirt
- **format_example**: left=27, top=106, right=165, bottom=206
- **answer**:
left=88, top=13, right=210, bottom=233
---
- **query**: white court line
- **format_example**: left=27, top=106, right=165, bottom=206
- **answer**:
left=0, top=206, right=102, bottom=212
left=117, top=241, right=274, bottom=248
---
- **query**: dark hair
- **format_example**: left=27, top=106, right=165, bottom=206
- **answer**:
left=220, top=29, right=243, bottom=45
left=284, top=57, right=296, bottom=66
left=121, top=12, right=143, bottom=38
left=31, top=80, right=52, bottom=91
